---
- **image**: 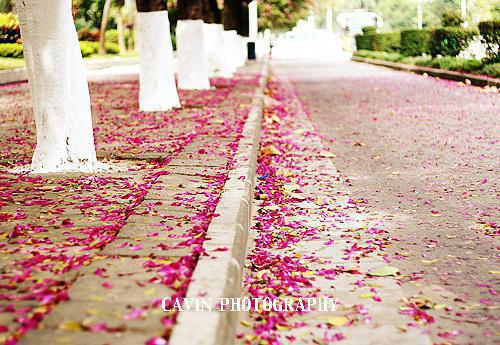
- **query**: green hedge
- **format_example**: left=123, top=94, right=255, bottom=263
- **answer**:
left=355, top=34, right=372, bottom=51
left=482, top=63, right=500, bottom=78
left=478, top=20, right=500, bottom=63
left=79, top=41, right=97, bottom=57
left=430, top=27, right=477, bottom=57
left=420, top=56, right=483, bottom=72
left=400, top=29, right=431, bottom=56
left=371, top=32, right=400, bottom=52
left=0, top=43, right=23, bottom=58
left=79, top=41, right=120, bottom=56
left=105, top=29, right=133, bottom=48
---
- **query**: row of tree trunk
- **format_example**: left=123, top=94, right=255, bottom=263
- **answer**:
left=15, top=0, right=253, bottom=173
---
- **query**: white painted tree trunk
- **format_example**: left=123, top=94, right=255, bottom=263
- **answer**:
left=16, top=0, right=98, bottom=173
left=138, top=11, right=180, bottom=111
left=176, top=20, right=210, bottom=90
left=220, top=30, right=239, bottom=77
left=204, top=23, right=224, bottom=76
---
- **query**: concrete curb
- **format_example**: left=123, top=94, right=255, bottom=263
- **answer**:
left=352, top=56, right=500, bottom=87
left=168, top=58, right=269, bottom=345
left=0, top=57, right=139, bottom=85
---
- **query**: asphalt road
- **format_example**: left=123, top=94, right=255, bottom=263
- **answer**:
left=272, top=59, right=499, bottom=344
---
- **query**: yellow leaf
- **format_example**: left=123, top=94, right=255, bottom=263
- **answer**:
left=368, top=266, right=399, bottom=276
left=360, top=293, right=374, bottom=299
left=241, top=320, right=251, bottom=327
left=58, top=321, right=82, bottom=332
left=276, top=324, right=291, bottom=331
left=421, top=259, right=440, bottom=265
left=489, top=271, right=500, bottom=275
left=262, top=145, right=282, bottom=156
left=319, top=151, right=336, bottom=158
left=327, top=316, right=348, bottom=327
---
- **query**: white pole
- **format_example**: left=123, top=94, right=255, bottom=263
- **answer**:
left=16, top=0, right=98, bottom=173
left=326, top=5, right=333, bottom=32
left=249, top=0, right=258, bottom=40
left=417, top=0, right=423, bottom=30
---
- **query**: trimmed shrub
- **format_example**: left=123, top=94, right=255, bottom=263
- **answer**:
left=79, top=41, right=97, bottom=57
left=441, top=10, right=463, bottom=27
left=105, top=29, right=132, bottom=48
left=355, top=34, right=372, bottom=51
left=0, top=43, right=23, bottom=58
left=362, top=26, right=377, bottom=35
left=77, top=27, right=99, bottom=42
left=105, top=42, right=120, bottom=54
left=371, top=32, right=400, bottom=52
left=430, top=27, right=477, bottom=57
left=79, top=41, right=120, bottom=56
left=478, top=20, right=499, bottom=63
left=0, top=13, right=20, bottom=44
left=400, top=29, right=431, bottom=56
left=482, top=63, right=500, bottom=78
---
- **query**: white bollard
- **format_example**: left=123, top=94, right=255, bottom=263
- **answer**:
left=16, top=0, right=98, bottom=173
left=176, top=19, right=210, bottom=90
left=138, top=11, right=180, bottom=111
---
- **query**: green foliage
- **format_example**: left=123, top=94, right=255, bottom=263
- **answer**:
left=482, top=62, right=500, bottom=77
left=355, top=31, right=400, bottom=53
left=79, top=40, right=119, bottom=56
left=478, top=20, right=500, bottom=63
left=74, top=0, right=108, bottom=30
left=400, top=29, right=431, bottom=56
left=171, top=32, right=176, bottom=51
left=105, top=29, right=132, bottom=47
left=104, top=41, right=119, bottom=54
left=400, top=55, right=433, bottom=65
left=371, top=32, right=400, bottom=52
left=425, top=56, right=483, bottom=72
left=0, top=13, right=20, bottom=44
left=0, top=43, right=23, bottom=58
left=354, top=50, right=404, bottom=62
left=79, top=41, right=97, bottom=57
left=355, top=34, right=373, bottom=51
left=441, top=9, right=464, bottom=27
left=354, top=50, right=486, bottom=74
left=362, top=26, right=377, bottom=35
left=430, top=27, right=477, bottom=57
left=258, top=0, right=312, bottom=31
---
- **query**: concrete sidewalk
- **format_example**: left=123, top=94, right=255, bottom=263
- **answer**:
left=0, top=61, right=263, bottom=344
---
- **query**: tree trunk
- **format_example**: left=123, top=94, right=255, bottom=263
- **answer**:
left=117, top=6, right=127, bottom=54
left=223, top=0, right=249, bottom=36
left=176, top=19, right=210, bottom=89
left=136, top=0, right=180, bottom=111
left=99, top=0, right=113, bottom=55
left=15, top=0, right=97, bottom=173
left=178, top=0, right=221, bottom=22
left=204, top=23, right=224, bottom=75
